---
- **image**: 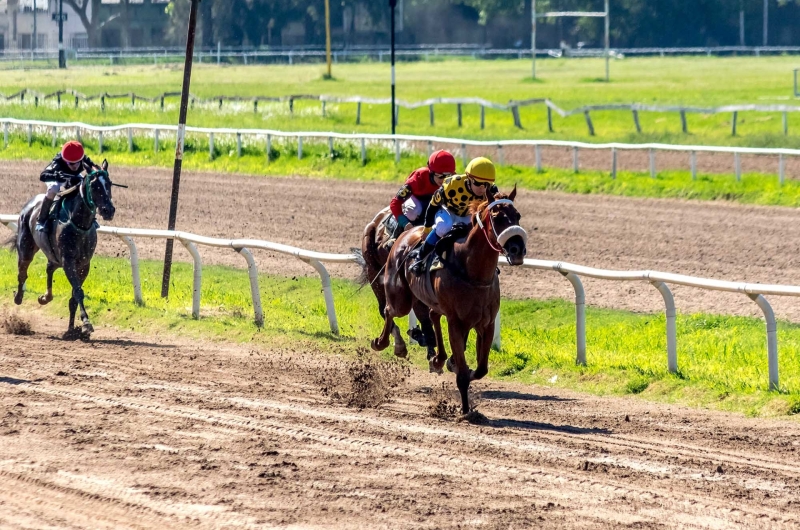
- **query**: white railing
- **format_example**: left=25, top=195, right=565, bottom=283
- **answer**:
left=2, top=214, right=798, bottom=392
left=1, top=118, right=796, bottom=182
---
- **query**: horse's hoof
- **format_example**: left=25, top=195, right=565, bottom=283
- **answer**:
left=393, top=344, right=408, bottom=358
left=62, top=328, right=81, bottom=341
left=428, top=360, right=444, bottom=375
left=13, top=291, right=22, bottom=305
left=38, top=295, right=52, bottom=306
left=445, top=357, right=455, bottom=373
left=82, top=323, right=94, bottom=336
left=458, top=410, right=488, bottom=425
left=371, top=338, right=387, bottom=352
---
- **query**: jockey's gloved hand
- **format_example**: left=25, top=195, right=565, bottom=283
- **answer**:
left=397, top=215, right=410, bottom=229
left=422, top=226, right=433, bottom=237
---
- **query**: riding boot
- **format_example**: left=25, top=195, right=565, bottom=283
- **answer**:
left=410, top=240, right=436, bottom=275
left=35, top=197, right=54, bottom=233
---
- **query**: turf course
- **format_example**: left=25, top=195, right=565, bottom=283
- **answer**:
left=0, top=56, right=799, bottom=147
left=2, top=248, right=800, bottom=418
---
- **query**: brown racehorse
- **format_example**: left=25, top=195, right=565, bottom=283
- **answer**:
left=361, top=208, right=437, bottom=359
left=371, top=188, right=527, bottom=415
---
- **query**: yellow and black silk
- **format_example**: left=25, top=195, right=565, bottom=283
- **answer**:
left=423, top=174, right=498, bottom=227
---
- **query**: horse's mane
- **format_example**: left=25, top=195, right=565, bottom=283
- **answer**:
left=469, top=192, right=509, bottom=217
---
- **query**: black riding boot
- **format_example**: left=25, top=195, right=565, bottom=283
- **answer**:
left=35, top=197, right=54, bottom=233
left=410, top=240, right=436, bottom=275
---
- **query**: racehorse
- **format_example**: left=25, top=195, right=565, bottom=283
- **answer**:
left=9, top=161, right=117, bottom=340
left=370, top=187, right=527, bottom=415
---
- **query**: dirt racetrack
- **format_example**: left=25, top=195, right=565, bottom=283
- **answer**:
left=2, top=313, right=800, bottom=529
left=4, top=161, right=800, bottom=321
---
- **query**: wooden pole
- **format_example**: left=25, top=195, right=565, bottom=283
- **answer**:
left=324, top=0, right=332, bottom=78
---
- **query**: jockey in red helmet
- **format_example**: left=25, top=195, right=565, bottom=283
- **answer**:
left=36, top=140, right=101, bottom=232
left=387, top=149, right=456, bottom=239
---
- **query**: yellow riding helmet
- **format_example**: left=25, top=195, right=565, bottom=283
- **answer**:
left=465, top=157, right=496, bottom=183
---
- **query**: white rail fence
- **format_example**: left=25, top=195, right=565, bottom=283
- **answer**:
left=1, top=118, right=797, bottom=183
left=2, top=214, right=798, bottom=392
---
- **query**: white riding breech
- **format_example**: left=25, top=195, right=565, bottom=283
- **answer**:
left=44, top=182, right=60, bottom=200
left=401, top=196, right=424, bottom=221
left=432, top=207, right=471, bottom=238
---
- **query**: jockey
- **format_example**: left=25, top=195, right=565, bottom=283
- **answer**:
left=388, top=149, right=456, bottom=239
left=36, top=140, right=100, bottom=232
left=410, top=157, right=499, bottom=274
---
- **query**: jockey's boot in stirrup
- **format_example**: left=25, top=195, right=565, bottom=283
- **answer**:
left=35, top=197, right=54, bottom=233
left=410, top=240, right=435, bottom=275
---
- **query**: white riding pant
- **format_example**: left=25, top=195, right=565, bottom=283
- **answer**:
left=44, top=182, right=60, bottom=200
left=432, top=207, right=471, bottom=238
left=401, top=196, right=424, bottom=221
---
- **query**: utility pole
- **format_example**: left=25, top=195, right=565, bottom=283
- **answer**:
left=389, top=0, right=396, bottom=135
left=763, top=0, right=768, bottom=47
left=740, top=0, right=745, bottom=46
left=531, top=0, right=536, bottom=79
left=161, top=0, right=200, bottom=298
left=324, top=0, right=332, bottom=78
left=58, top=0, right=65, bottom=68
left=604, top=0, right=610, bottom=82
left=32, top=0, right=37, bottom=59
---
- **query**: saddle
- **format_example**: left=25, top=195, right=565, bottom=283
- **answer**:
left=417, top=224, right=471, bottom=275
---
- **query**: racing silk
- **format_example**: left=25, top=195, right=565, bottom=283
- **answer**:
left=40, top=153, right=98, bottom=184
left=424, top=174, right=498, bottom=227
left=389, top=167, right=440, bottom=219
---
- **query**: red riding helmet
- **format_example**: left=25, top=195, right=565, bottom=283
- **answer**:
left=427, top=150, right=456, bottom=175
left=61, top=141, right=85, bottom=164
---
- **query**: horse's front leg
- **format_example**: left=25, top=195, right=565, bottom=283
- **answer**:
left=472, top=320, right=495, bottom=381
left=63, top=296, right=80, bottom=340
left=38, top=262, right=58, bottom=305
left=63, top=263, right=93, bottom=340
left=429, top=310, right=448, bottom=374
left=447, top=319, right=472, bottom=415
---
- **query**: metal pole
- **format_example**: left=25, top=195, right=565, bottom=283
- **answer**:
left=740, top=2, right=745, bottom=46
left=531, top=0, right=537, bottom=79
left=58, top=0, right=65, bottom=69
left=390, top=0, right=397, bottom=135
left=161, top=0, right=200, bottom=299
left=324, top=0, right=332, bottom=78
left=32, top=0, right=37, bottom=59
left=604, top=0, right=610, bottom=82
left=763, top=0, right=768, bottom=47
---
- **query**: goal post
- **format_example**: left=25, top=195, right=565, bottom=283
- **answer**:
left=532, top=0, right=610, bottom=81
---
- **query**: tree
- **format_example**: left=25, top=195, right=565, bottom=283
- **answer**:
left=62, top=0, right=103, bottom=47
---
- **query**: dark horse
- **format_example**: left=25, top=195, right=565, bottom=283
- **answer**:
left=10, top=161, right=116, bottom=340
left=370, top=187, right=527, bottom=415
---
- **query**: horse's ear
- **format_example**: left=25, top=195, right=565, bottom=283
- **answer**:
left=101, top=159, right=108, bottom=171
left=509, top=183, right=517, bottom=202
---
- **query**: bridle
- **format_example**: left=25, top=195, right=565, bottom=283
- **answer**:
left=476, top=199, right=529, bottom=260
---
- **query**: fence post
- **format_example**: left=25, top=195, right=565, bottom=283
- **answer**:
left=457, top=103, right=463, bottom=127
left=27, top=124, right=32, bottom=146
left=779, top=154, right=785, bottom=185
left=394, top=105, right=399, bottom=126
left=394, top=139, right=400, bottom=164
left=209, top=133, right=214, bottom=159
left=180, top=240, right=203, bottom=319
left=783, top=112, right=788, bottom=136
left=680, top=110, right=688, bottom=134
left=289, top=98, right=294, bottom=115
left=118, top=235, right=143, bottom=306
left=237, top=132, right=242, bottom=158
left=427, top=140, right=433, bottom=159
left=254, top=100, right=258, bottom=114
left=154, top=129, right=160, bottom=153
left=2, top=122, right=7, bottom=149
left=429, top=104, right=435, bottom=126
left=734, top=152, right=741, bottom=181
left=649, top=149, right=656, bottom=178
left=98, top=132, right=103, bottom=153
left=480, top=105, right=486, bottom=130
left=361, top=137, right=367, bottom=166
left=559, top=271, right=586, bottom=366
left=328, top=136, right=334, bottom=158
left=611, top=148, right=617, bottom=179
left=307, top=259, right=340, bottom=335
left=547, top=106, right=553, bottom=133
left=297, top=136, right=303, bottom=160
left=57, top=92, right=61, bottom=109
left=51, top=126, right=56, bottom=148
left=690, top=151, right=697, bottom=180
left=535, top=145, right=542, bottom=173
left=160, top=96, right=165, bottom=111
left=236, top=248, right=263, bottom=327
left=356, top=101, right=362, bottom=125
left=127, top=128, right=133, bottom=152
left=632, top=109, right=642, bottom=133
left=512, top=106, right=522, bottom=129
left=573, top=146, right=579, bottom=173
left=497, top=145, right=504, bottom=166
left=322, top=100, right=326, bottom=118
left=584, top=110, right=595, bottom=136
left=651, top=281, right=677, bottom=373
left=732, top=111, right=738, bottom=136
left=462, top=144, right=468, bottom=169
left=266, top=134, right=272, bottom=164
left=748, top=293, right=778, bottom=391
left=101, top=95, right=105, bottom=112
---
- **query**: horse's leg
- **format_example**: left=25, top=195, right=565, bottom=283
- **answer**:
left=38, top=262, right=58, bottom=305
left=472, top=321, right=495, bottom=381
left=429, top=311, right=448, bottom=374
left=412, top=300, right=436, bottom=362
left=64, top=263, right=93, bottom=339
left=13, top=224, right=38, bottom=305
left=379, top=298, right=408, bottom=358
left=371, top=273, right=413, bottom=353
left=63, top=296, right=79, bottom=340
left=446, top=319, right=472, bottom=415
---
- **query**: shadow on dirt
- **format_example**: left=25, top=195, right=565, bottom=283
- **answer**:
left=480, top=390, right=575, bottom=402
left=0, top=376, right=32, bottom=385
left=485, top=418, right=612, bottom=435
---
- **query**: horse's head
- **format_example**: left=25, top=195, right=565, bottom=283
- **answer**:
left=88, top=159, right=116, bottom=222
left=474, top=185, right=527, bottom=266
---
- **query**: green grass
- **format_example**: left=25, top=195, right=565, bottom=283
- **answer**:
left=4, top=134, right=800, bottom=207
left=1, top=57, right=799, bottom=147
left=3, top=248, right=800, bottom=418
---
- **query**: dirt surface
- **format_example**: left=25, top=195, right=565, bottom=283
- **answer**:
left=2, top=313, right=800, bottom=529
left=3, top=161, right=800, bottom=320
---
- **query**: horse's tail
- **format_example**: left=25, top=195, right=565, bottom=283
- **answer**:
left=3, top=233, right=17, bottom=254
left=359, top=219, right=385, bottom=287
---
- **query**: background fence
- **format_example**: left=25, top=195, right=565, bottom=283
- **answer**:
left=3, top=89, right=799, bottom=137
left=1, top=214, right=797, bottom=393
left=1, top=118, right=796, bottom=183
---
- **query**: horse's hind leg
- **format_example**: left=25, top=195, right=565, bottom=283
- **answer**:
left=411, top=300, right=436, bottom=363
left=379, top=301, right=408, bottom=358
left=63, top=264, right=93, bottom=340
left=38, top=262, right=58, bottom=305
left=13, top=228, right=38, bottom=305
left=429, top=311, right=448, bottom=374
left=63, top=296, right=80, bottom=340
